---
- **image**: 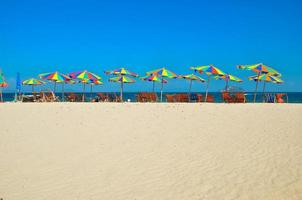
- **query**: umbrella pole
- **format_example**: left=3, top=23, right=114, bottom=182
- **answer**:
left=120, top=81, right=123, bottom=102
left=82, top=83, right=85, bottom=102
left=62, top=83, right=65, bottom=102
left=189, top=79, right=192, bottom=102
left=0, top=88, right=3, bottom=102
left=253, top=72, right=260, bottom=103
left=160, top=77, right=164, bottom=102
left=262, top=81, right=266, bottom=102
left=90, top=84, right=93, bottom=101
left=205, top=76, right=210, bottom=102
left=225, top=79, right=229, bottom=91
left=54, top=81, right=57, bottom=94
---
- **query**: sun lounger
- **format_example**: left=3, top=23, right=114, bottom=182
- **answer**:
left=235, top=92, right=246, bottom=103
left=205, top=95, right=214, bottom=103
left=222, top=91, right=235, bottom=103
left=264, top=93, right=275, bottom=103
left=197, top=94, right=203, bottom=102
left=165, top=94, right=175, bottom=102
left=275, top=93, right=287, bottom=103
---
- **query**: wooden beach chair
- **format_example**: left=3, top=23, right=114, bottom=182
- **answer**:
left=165, top=94, right=175, bottom=102
left=275, top=93, right=287, bottom=103
left=197, top=94, right=203, bottom=102
left=235, top=92, right=246, bottom=103
left=222, top=91, right=235, bottom=103
left=205, top=95, right=214, bottom=103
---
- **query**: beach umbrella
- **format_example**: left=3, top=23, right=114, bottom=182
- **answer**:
left=81, top=79, right=103, bottom=100
left=146, top=68, right=177, bottom=102
left=140, top=74, right=168, bottom=92
left=191, top=65, right=225, bottom=102
left=105, top=67, right=138, bottom=77
left=55, top=79, right=76, bottom=102
left=22, top=78, right=45, bottom=92
left=214, top=74, right=243, bottom=91
left=178, top=74, right=205, bottom=100
left=249, top=74, right=283, bottom=102
left=69, top=70, right=102, bottom=102
left=109, top=76, right=135, bottom=101
left=0, top=71, right=8, bottom=102
left=105, top=68, right=138, bottom=101
left=237, top=63, right=281, bottom=102
left=39, top=71, right=72, bottom=101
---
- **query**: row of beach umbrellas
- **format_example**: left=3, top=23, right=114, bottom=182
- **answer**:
left=1, top=63, right=283, bottom=102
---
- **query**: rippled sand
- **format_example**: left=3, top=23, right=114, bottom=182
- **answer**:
left=0, top=103, right=302, bottom=200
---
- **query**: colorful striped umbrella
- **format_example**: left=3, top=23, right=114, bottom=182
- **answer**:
left=249, top=74, right=283, bottom=102
left=81, top=79, right=103, bottom=100
left=146, top=68, right=177, bottom=102
left=105, top=68, right=138, bottom=77
left=140, top=74, right=167, bottom=92
left=214, top=74, right=243, bottom=91
left=191, top=65, right=225, bottom=102
left=0, top=70, right=8, bottom=102
left=178, top=74, right=205, bottom=99
left=39, top=71, right=72, bottom=101
left=237, top=63, right=281, bottom=102
left=22, top=78, right=45, bottom=92
left=109, top=76, right=135, bottom=101
left=69, top=70, right=101, bottom=102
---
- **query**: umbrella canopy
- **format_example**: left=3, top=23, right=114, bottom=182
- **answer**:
left=146, top=67, right=177, bottom=78
left=249, top=74, right=284, bottom=102
left=69, top=70, right=101, bottom=81
left=191, top=65, right=225, bottom=102
left=146, top=68, right=177, bottom=102
left=109, top=76, right=135, bottom=83
left=22, top=78, right=45, bottom=92
left=105, top=68, right=138, bottom=77
left=214, top=74, right=243, bottom=90
left=237, top=63, right=281, bottom=77
left=248, top=74, right=283, bottom=83
left=140, top=74, right=167, bottom=92
left=190, top=65, right=225, bottom=76
left=237, top=63, right=281, bottom=102
left=69, top=70, right=101, bottom=102
left=39, top=71, right=71, bottom=95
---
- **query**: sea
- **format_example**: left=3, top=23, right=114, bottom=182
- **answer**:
left=1, top=92, right=302, bottom=103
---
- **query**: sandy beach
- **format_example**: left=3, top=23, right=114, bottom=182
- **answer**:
left=0, top=103, right=302, bottom=200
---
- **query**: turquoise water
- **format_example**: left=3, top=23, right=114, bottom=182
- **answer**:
left=2, top=92, right=302, bottom=103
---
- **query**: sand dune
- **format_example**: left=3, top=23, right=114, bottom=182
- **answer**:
left=0, top=103, right=302, bottom=200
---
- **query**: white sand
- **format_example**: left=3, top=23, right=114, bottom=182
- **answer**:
left=0, top=103, right=302, bottom=200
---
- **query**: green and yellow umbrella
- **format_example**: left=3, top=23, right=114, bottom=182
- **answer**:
left=214, top=74, right=243, bottom=91
left=140, top=74, right=167, bottom=92
left=191, top=65, right=225, bottom=102
left=22, top=78, right=45, bottom=92
left=109, top=76, right=135, bottom=101
left=146, top=68, right=177, bottom=102
left=249, top=74, right=283, bottom=102
left=237, top=63, right=281, bottom=102
left=178, top=74, right=205, bottom=99
left=69, top=70, right=102, bottom=102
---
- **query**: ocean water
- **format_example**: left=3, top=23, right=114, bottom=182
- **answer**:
left=1, top=92, right=302, bottom=103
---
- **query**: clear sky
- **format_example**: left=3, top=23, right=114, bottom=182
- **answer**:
left=1, top=0, right=302, bottom=92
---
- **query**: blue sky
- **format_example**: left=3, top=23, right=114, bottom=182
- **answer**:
left=1, top=0, right=302, bottom=92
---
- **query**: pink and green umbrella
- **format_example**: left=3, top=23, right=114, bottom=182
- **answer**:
left=178, top=74, right=205, bottom=98
left=191, top=65, right=225, bottom=102
left=237, top=63, right=281, bottom=102
left=146, top=68, right=177, bottom=102
left=69, top=70, right=102, bottom=102
left=109, top=76, right=135, bottom=101
left=140, top=74, right=167, bottom=92
left=214, top=74, right=243, bottom=91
